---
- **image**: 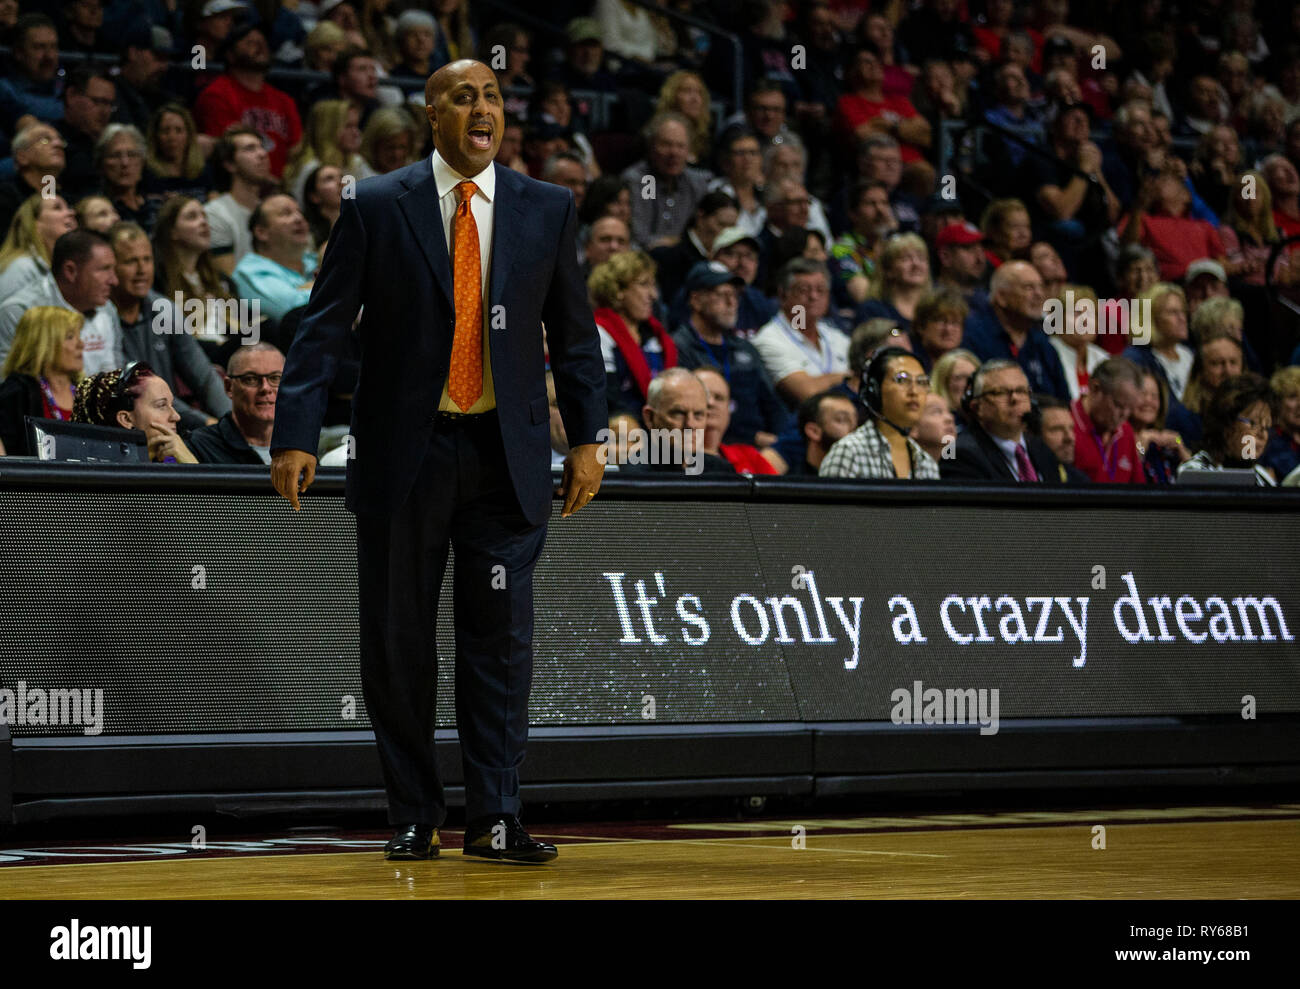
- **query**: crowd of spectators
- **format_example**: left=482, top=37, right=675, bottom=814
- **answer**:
left=0, top=0, right=1298, bottom=488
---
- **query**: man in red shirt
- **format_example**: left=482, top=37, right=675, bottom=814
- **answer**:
left=1070, top=357, right=1147, bottom=484
left=834, top=45, right=931, bottom=166
left=194, top=23, right=302, bottom=178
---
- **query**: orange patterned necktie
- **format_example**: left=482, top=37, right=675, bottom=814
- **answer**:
left=448, top=179, right=482, bottom=410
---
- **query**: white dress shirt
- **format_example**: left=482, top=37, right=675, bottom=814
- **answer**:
left=431, top=149, right=497, bottom=413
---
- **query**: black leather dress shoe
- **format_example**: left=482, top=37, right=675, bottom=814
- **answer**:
left=384, top=824, right=440, bottom=860
left=462, top=815, right=557, bottom=863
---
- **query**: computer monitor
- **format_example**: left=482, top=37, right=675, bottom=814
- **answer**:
left=25, top=417, right=150, bottom=463
left=1178, top=467, right=1260, bottom=487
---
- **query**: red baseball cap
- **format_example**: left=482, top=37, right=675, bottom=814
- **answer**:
left=936, top=221, right=985, bottom=248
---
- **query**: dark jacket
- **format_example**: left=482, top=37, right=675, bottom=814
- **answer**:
left=0, top=372, right=43, bottom=456
left=940, top=420, right=1071, bottom=483
left=185, top=411, right=266, bottom=465
left=270, top=160, right=607, bottom=523
left=962, top=309, right=1071, bottom=401
left=671, top=321, right=790, bottom=445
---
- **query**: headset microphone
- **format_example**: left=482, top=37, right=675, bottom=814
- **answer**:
left=861, top=345, right=917, bottom=436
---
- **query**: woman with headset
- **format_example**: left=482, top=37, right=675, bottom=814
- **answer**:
left=818, top=345, right=939, bottom=479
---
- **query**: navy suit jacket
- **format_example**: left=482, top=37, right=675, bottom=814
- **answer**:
left=962, top=309, right=1071, bottom=401
left=271, top=159, right=607, bottom=526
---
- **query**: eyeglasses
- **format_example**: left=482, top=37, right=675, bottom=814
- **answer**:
left=977, top=386, right=1032, bottom=401
left=85, top=96, right=118, bottom=110
left=34, top=135, right=66, bottom=147
left=231, top=372, right=283, bottom=388
left=1237, top=415, right=1272, bottom=431
left=104, top=150, right=143, bottom=162
left=889, top=371, right=930, bottom=390
left=780, top=198, right=812, bottom=208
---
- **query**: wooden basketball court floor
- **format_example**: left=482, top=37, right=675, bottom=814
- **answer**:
left=2, top=802, right=1298, bottom=898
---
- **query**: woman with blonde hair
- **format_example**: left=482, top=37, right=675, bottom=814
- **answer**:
left=1122, top=282, right=1194, bottom=402
left=589, top=251, right=678, bottom=419
left=931, top=347, right=980, bottom=426
left=1262, top=365, right=1300, bottom=482
left=0, top=306, right=85, bottom=455
left=143, top=103, right=210, bottom=202
left=655, top=70, right=712, bottom=164
left=855, top=232, right=931, bottom=331
left=360, top=0, right=399, bottom=69
left=285, top=99, right=373, bottom=205
left=74, top=195, right=119, bottom=234
left=1219, top=169, right=1291, bottom=286
left=0, top=193, right=77, bottom=299
left=360, top=106, right=419, bottom=174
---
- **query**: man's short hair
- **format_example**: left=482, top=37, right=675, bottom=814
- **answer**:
left=970, top=358, right=1023, bottom=399
left=746, top=79, right=787, bottom=107
left=14, top=13, right=57, bottom=51
left=331, top=46, right=371, bottom=84
left=1090, top=356, right=1143, bottom=396
left=1117, top=243, right=1157, bottom=276
left=395, top=9, right=436, bottom=39
left=850, top=178, right=889, bottom=211
left=214, top=124, right=264, bottom=190
left=642, top=110, right=692, bottom=144
left=65, top=65, right=113, bottom=96
left=798, top=389, right=856, bottom=434
left=11, top=122, right=56, bottom=154
left=248, top=193, right=294, bottom=245
left=541, top=150, right=587, bottom=181
left=1034, top=393, right=1069, bottom=412
left=227, top=341, right=284, bottom=378
left=848, top=318, right=905, bottom=373
left=777, top=257, right=829, bottom=295
left=646, top=366, right=702, bottom=410
left=52, top=229, right=111, bottom=276
left=858, top=133, right=900, bottom=156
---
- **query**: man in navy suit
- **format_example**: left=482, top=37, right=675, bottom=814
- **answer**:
left=940, top=360, right=1069, bottom=483
left=270, top=60, right=608, bottom=863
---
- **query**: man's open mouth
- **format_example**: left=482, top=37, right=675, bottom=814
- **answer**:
left=468, top=123, right=493, bottom=149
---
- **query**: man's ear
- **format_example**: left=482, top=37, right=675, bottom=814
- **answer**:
left=804, top=421, right=821, bottom=445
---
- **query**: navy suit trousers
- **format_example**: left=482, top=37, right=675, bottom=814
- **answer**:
left=355, top=410, right=548, bottom=826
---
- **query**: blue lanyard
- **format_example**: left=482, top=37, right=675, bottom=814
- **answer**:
left=694, top=331, right=731, bottom=381
left=778, top=315, right=832, bottom=375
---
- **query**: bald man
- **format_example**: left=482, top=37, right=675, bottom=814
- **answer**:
left=271, top=60, right=608, bottom=863
left=961, top=259, right=1070, bottom=400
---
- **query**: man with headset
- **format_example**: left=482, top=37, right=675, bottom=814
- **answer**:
left=818, top=345, right=939, bottom=479
left=940, top=358, right=1069, bottom=482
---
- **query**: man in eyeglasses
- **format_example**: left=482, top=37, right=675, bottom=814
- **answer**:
left=185, top=343, right=284, bottom=465
left=0, top=122, right=66, bottom=233
left=940, top=359, right=1068, bottom=483
left=55, top=66, right=116, bottom=202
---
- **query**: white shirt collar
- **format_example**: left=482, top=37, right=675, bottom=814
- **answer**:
left=430, top=149, right=496, bottom=203
left=991, top=432, right=1028, bottom=468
